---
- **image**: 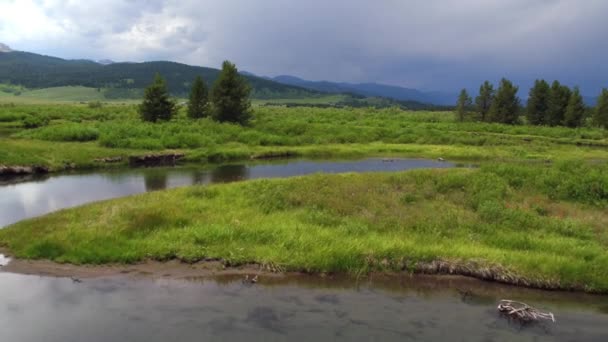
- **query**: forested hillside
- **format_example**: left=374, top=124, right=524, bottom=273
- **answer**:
left=0, top=51, right=319, bottom=99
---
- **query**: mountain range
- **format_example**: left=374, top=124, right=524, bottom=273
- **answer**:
left=268, top=75, right=457, bottom=106
left=0, top=44, right=454, bottom=105
left=0, top=47, right=319, bottom=100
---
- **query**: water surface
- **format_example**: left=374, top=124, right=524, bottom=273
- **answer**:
left=0, top=272, right=606, bottom=342
left=0, top=158, right=453, bottom=227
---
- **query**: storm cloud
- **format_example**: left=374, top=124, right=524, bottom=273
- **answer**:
left=1, top=0, right=607, bottom=94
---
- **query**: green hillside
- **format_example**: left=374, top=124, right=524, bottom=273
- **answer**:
left=0, top=51, right=319, bottom=99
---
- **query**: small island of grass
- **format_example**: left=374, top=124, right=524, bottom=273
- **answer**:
left=1, top=161, right=606, bottom=292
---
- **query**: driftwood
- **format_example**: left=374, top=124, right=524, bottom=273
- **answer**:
left=497, top=300, right=555, bottom=323
left=242, top=274, right=259, bottom=285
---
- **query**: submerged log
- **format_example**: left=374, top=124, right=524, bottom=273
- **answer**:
left=497, top=300, right=555, bottom=323
left=128, top=153, right=185, bottom=167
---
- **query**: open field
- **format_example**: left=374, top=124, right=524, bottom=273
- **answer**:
left=0, top=86, right=143, bottom=104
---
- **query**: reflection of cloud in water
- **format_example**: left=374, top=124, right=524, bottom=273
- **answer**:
left=0, top=174, right=146, bottom=227
left=0, top=159, right=455, bottom=228
left=0, top=272, right=607, bottom=341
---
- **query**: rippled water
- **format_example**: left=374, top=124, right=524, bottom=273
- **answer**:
left=0, top=158, right=454, bottom=227
left=0, top=272, right=606, bottom=342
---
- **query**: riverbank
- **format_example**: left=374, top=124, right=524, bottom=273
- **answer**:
left=1, top=162, right=606, bottom=293
left=0, top=253, right=592, bottom=293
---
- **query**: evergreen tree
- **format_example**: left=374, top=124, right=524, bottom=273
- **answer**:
left=595, top=88, right=608, bottom=129
left=475, top=81, right=494, bottom=122
left=546, top=81, right=571, bottom=126
left=526, top=79, right=550, bottom=125
left=456, top=88, right=472, bottom=121
left=139, top=73, right=176, bottom=122
left=563, top=87, right=586, bottom=128
left=211, top=61, right=251, bottom=124
left=488, top=78, right=520, bottom=124
left=187, top=76, right=209, bottom=119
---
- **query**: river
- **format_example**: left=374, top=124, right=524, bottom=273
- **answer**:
left=0, top=158, right=606, bottom=341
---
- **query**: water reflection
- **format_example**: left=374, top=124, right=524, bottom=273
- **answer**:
left=0, top=158, right=455, bottom=227
left=211, top=164, right=250, bottom=183
left=0, top=273, right=606, bottom=342
left=143, top=171, right=168, bottom=191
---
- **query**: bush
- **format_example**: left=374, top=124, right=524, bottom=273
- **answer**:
left=0, top=112, right=25, bottom=122
left=17, top=124, right=99, bottom=142
left=22, top=115, right=50, bottom=128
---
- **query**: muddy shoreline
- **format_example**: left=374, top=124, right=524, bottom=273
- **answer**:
left=0, top=251, right=603, bottom=295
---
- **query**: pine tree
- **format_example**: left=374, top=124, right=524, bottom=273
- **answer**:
left=139, top=73, right=176, bottom=122
left=211, top=61, right=251, bottom=124
left=488, top=78, right=520, bottom=124
left=188, top=76, right=209, bottom=119
left=595, top=88, right=608, bottom=129
left=526, top=79, right=550, bottom=125
left=475, top=81, right=494, bottom=122
left=546, top=81, right=571, bottom=126
left=456, top=88, right=472, bottom=121
left=563, top=87, right=586, bottom=128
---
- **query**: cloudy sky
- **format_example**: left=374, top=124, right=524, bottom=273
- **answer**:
left=1, top=0, right=607, bottom=94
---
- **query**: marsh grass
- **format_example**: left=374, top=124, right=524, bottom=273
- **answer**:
left=2, top=104, right=607, bottom=170
left=1, top=162, right=607, bottom=291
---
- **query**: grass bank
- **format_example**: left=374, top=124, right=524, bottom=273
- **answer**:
left=1, top=161, right=607, bottom=292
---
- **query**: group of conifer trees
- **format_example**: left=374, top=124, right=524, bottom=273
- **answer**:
left=456, top=79, right=608, bottom=128
left=139, top=60, right=251, bottom=124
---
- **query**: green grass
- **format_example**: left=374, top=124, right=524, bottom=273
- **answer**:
left=0, top=87, right=143, bottom=104
left=1, top=102, right=607, bottom=291
left=252, top=94, right=348, bottom=105
left=1, top=161, right=606, bottom=291
left=1, top=104, right=607, bottom=169
left=19, top=86, right=106, bottom=102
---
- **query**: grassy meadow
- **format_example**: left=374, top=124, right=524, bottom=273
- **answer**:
left=0, top=101, right=607, bottom=291
left=1, top=103, right=607, bottom=170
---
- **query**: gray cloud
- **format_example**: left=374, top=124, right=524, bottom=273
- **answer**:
left=1, top=0, right=607, bottom=94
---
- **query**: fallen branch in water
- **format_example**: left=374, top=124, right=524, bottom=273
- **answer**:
left=497, top=300, right=555, bottom=323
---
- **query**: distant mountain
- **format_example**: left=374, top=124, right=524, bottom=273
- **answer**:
left=0, top=43, right=12, bottom=53
left=0, top=51, right=320, bottom=99
left=96, top=59, right=115, bottom=65
left=271, top=75, right=458, bottom=106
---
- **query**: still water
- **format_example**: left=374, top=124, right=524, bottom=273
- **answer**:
left=0, top=158, right=453, bottom=227
left=0, top=271, right=606, bottom=342
left=1, top=158, right=606, bottom=341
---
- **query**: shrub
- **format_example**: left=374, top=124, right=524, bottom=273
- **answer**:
left=17, top=124, right=99, bottom=142
left=22, top=115, right=50, bottom=128
left=88, top=101, right=104, bottom=109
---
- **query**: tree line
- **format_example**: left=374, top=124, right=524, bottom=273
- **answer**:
left=139, top=61, right=251, bottom=124
left=456, top=79, right=608, bottom=128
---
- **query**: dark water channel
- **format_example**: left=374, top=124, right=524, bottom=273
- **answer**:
left=0, top=158, right=454, bottom=227
left=0, top=269, right=606, bottom=342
